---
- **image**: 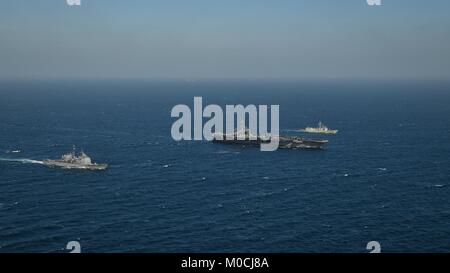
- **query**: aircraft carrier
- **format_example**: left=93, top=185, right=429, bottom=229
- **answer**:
left=213, top=128, right=328, bottom=149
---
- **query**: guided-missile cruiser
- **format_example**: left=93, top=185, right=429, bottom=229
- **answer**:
left=299, top=121, right=338, bottom=135
left=43, top=146, right=107, bottom=171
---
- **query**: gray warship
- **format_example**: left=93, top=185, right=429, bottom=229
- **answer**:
left=43, top=147, right=108, bottom=171
left=213, top=128, right=328, bottom=149
left=299, top=121, right=338, bottom=135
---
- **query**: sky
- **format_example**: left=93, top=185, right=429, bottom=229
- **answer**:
left=1, top=0, right=450, bottom=80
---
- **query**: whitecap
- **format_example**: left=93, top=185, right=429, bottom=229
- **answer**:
left=215, top=150, right=231, bottom=154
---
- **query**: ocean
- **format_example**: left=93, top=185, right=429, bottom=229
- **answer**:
left=0, top=80, right=449, bottom=253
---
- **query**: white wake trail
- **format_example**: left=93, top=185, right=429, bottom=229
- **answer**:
left=0, top=158, right=44, bottom=164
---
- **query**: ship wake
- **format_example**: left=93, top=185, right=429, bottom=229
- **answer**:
left=0, top=158, right=43, bottom=165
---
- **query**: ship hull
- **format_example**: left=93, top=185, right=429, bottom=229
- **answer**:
left=213, top=136, right=327, bottom=150
left=298, top=129, right=338, bottom=135
left=43, top=160, right=108, bottom=171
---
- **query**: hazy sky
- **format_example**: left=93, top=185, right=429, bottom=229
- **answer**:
left=1, top=0, right=450, bottom=80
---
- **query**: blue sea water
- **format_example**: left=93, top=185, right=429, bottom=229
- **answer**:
left=0, top=80, right=449, bottom=253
